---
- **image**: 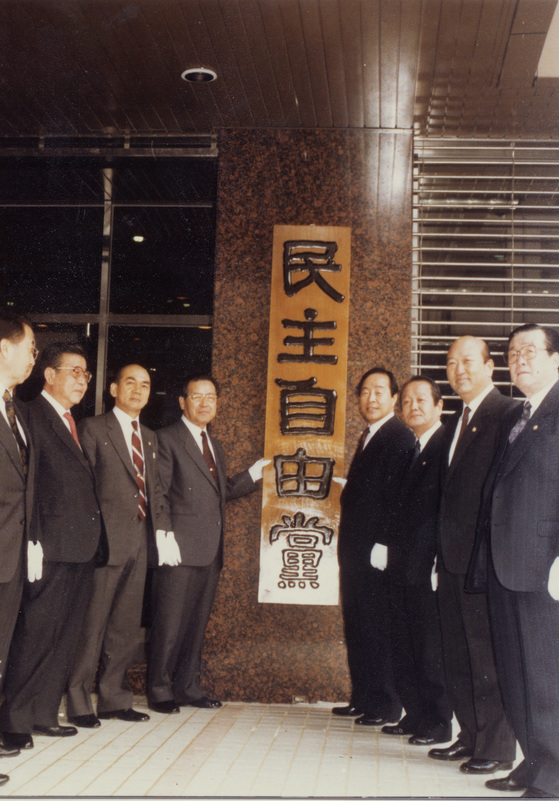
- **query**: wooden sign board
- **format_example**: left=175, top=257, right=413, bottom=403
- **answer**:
left=259, top=225, right=351, bottom=605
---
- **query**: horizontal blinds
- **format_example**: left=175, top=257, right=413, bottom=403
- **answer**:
left=412, top=139, right=559, bottom=411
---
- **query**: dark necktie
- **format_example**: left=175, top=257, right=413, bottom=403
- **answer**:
left=63, top=411, right=82, bottom=450
left=201, top=430, right=217, bottom=482
left=131, top=420, right=147, bottom=520
left=410, top=438, right=421, bottom=467
left=508, top=401, right=532, bottom=444
left=457, top=405, right=470, bottom=442
left=355, top=427, right=370, bottom=458
left=3, top=389, right=28, bottom=475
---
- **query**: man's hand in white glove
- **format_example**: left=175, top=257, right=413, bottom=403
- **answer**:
left=370, top=543, right=388, bottom=571
left=27, top=540, right=43, bottom=582
left=156, top=530, right=182, bottom=567
left=548, top=556, right=559, bottom=600
left=431, top=556, right=438, bottom=592
left=248, top=458, right=271, bottom=482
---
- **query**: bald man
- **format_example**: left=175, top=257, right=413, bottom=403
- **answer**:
left=66, top=364, right=170, bottom=727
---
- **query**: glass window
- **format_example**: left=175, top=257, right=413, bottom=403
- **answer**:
left=109, top=206, right=215, bottom=316
left=0, top=207, right=104, bottom=314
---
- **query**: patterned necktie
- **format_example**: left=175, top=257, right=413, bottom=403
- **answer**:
left=63, top=411, right=82, bottom=450
left=200, top=430, right=217, bottom=482
left=3, top=389, right=28, bottom=475
left=131, top=420, right=147, bottom=520
left=508, top=401, right=532, bottom=444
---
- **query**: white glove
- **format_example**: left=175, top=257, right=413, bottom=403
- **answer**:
left=332, top=476, right=347, bottom=488
left=156, top=530, right=182, bottom=567
left=248, top=458, right=271, bottom=482
left=370, top=543, right=388, bottom=571
left=28, top=540, right=43, bottom=582
left=548, top=556, right=559, bottom=600
left=431, top=556, right=438, bottom=592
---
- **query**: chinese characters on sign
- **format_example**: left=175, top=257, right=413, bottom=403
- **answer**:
left=259, top=226, right=351, bottom=605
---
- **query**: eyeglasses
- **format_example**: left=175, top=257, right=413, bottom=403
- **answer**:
left=187, top=393, right=218, bottom=402
left=55, top=366, right=92, bottom=383
left=505, top=345, right=550, bottom=366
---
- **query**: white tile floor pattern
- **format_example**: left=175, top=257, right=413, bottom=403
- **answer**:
left=1, top=698, right=522, bottom=798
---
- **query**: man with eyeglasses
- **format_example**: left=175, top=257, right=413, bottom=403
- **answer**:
left=470, top=324, right=559, bottom=798
left=147, top=373, right=266, bottom=713
left=0, top=314, right=36, bottom=781
left=1, top=342, right=105, bottom=751
left=66, top=364, right=171, bottom=729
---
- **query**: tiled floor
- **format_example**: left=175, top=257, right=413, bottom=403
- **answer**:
left=1, top=699, right=522, bottom=798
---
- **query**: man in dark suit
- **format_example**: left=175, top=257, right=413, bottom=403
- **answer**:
left=0, top=314, right=37, bottom=780
left=333, top=367, right=414, bottom=726
left=429, top=336, right=516, bottom=775
left=381, top=376, right=451, bottom=746
left=147, top=373, right=264, bottom=714
left=66, top=364, right=171, bottom=728
left=0, top=342, right=103, bottom=751
left=472, top=324, right=559, bottom=798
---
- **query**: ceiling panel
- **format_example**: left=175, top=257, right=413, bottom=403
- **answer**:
left=0, top=0, right=556, bottom=141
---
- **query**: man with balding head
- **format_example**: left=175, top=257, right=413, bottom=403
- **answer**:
left=66, top=364, right=171, bottom=727
left=429, top=336, right=517, bottom=775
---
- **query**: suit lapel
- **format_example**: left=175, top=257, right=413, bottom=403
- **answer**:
left=179, top=422, right=220, bottom=492
left=39, top=396, right=92, bottom=473
left=500, top=383, right=559, bottom=477
left=445, top=394, right=494, bottom=480
left=106, top=412, right=137, bottom=483
left=0, top=413, right=25, bottom=477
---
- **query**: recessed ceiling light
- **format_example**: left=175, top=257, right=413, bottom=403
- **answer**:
left=181, top=67, right=217, bottom=83
left=132, top=235, right=144, bottom=243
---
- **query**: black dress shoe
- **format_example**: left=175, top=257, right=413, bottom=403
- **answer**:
left=148, top=700, right=180, bottom=714
left=0, top=743, right=20, bottom=757
left=33, top=725, right=77, bottom=737
left=2, top=732, right=33, bottom=750
left=184, top=697, right=222, bottom=709
left=98, top=708, right=149, bottom=722
left=409, top=723, right=452, bottom=746
left=68, top=714, right=101, bottom=728
left=486, top=776, right=527, bottom=792
left=332, top=704, right=363, bottom=717
left=355, top=714, right=400, bottom=727
left=460, top=758, right=514, bottom=775
left=381, top=718, right=416, bottom=736
left=429, top=739, right=472, bottom=761
left=0, top=774, right=9, bottom=786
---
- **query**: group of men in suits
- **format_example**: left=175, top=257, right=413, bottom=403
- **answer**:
left=0, top=314, right=264, bottom=788
left=335, top=327, right=559, bottom=799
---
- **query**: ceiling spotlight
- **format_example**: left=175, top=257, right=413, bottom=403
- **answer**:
left=181, top=67, right=217, bottom=83
left=132, top=235, right=145, bottom=243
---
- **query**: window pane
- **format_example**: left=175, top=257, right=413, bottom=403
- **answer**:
left=0, top=208, right=103, bottom=314
left=106, top=326, right=212, bottom=429
left=110, top=207, right=215, bottom=315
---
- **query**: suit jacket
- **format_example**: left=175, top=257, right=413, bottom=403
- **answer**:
left=77, top=410, right=171, bottom=566
left=387, top=424, right=445, bottom=585
left=438, top=387, right=518, bottom=575
left=0, top=399, right=34, bottom=583
left=25, top=394, right=102, bottom=563
left=472, top=380, right=559, bottom=593
left=156, top=420, right=255, bottom=567
left=338, top=415, right=415, bottom=568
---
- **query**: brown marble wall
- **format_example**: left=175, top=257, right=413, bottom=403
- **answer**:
left=203, top=128, right=412, bottom=703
